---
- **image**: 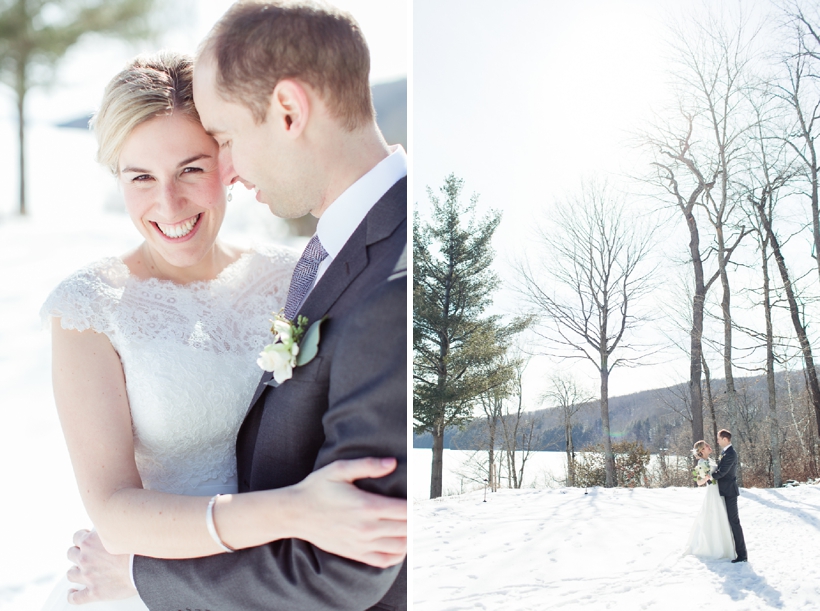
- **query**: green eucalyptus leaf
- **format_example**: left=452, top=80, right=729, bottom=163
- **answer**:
left=296, top=316, right=327, bottom=366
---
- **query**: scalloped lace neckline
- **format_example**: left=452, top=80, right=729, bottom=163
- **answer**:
left=108, top=250, right=258, bottom=289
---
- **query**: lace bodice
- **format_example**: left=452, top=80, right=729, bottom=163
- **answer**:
left=41, top=247, right=297, bottom=494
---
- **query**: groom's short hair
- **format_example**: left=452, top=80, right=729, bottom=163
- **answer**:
left=718, top=429, right=732, bottom=441
left=199, top=0, right=375, bottom=130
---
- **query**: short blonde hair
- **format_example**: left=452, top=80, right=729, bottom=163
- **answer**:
left=92, top=51, right=199, bottom=174
left=692, top=440, right=708, bottom=459
left=199, top=1, right=374, bottom=130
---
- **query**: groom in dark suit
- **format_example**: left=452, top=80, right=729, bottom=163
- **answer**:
left=68, top=2, right=407, bottom=610
left=711, top=429, right=747, bottom=563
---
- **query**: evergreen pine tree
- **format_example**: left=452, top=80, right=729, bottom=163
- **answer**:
left=414, top=173, right=526, bottom=499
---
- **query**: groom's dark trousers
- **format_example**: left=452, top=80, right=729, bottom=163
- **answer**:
left=133, top=178, right=407, bottom=611
left=712, top=445, right=747, bottom=560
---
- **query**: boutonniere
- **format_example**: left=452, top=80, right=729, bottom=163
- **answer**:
left=257, top=312, right=327, bottom=384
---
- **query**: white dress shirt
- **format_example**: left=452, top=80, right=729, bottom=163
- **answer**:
left=304, top=144, right=407, bottom=306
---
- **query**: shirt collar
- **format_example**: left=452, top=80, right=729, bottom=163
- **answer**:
left=316, top=145, right=407, bottom=259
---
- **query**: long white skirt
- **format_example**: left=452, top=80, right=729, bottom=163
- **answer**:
left=40, top=481, right=237, bottom=610
left=684, top=482, right=736, bottom=560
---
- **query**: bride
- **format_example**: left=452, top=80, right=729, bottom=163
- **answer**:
left=40, top=51, right=406, bottom=609
left=684, top=440, right=735, bottom=560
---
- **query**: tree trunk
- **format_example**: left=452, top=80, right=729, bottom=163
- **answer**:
left=565, top=419, right=575, bottom=487
left=16, top=64, right=27, bottom=216
left=760, top=242, right=782, bottom=487
left=487, top=416, right=497, bottom=493
left=687, top=209, right=706, bottom=445
left=701, top=354, right=718, bottom=450
left=430, top=424, right=444, bottom=499
left=759, top=207, right=820, bottom=439
left=716, top=225, right=742, bottom=487
left=600, top=361, right=615, bottom=487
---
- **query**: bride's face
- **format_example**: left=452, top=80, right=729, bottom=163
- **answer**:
left=702, top=444, right=712, bottom=458
left=118, top=113, right=225, bottom=270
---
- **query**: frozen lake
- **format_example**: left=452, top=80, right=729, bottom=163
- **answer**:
left=411, top=448, right=571, bottom=500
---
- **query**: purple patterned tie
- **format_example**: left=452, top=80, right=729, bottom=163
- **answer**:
left=283, top=234, right=328, bottom=320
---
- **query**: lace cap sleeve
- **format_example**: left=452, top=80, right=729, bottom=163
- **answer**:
left=39, top=258, right=127, bottom=335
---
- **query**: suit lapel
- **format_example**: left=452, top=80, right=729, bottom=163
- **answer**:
left=245, top=177, right=406, bottom=411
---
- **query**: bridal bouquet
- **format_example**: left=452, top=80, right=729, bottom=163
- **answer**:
left=692, top=459, right=716, bottom=485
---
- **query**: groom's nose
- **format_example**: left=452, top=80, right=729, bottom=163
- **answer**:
left=218, top=147, right=239, bottom=186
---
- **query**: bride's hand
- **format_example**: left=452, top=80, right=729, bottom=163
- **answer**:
left=290, top=457, right=407, bottom=568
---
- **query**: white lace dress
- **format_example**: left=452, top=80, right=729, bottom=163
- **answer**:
left=38, top=247, right=296, bottom=611
left=684, top=459, right=736, bottom=560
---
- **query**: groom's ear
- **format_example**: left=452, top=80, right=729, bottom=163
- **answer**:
left=269, top=79, right=310, bottom=137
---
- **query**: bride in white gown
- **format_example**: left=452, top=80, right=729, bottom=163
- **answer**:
left=684, top=440, right=736, bottom=560
left=39, top=51, right=406, bottom=610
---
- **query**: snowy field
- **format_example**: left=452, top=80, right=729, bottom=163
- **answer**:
left=0, top=123, right=294, bottom=610
left=414, top=476, right=820, bottom=610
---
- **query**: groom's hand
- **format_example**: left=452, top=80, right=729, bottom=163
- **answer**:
left=292, top=457, right=408, bottom=568
left=66, top=529, right=137, bottom=605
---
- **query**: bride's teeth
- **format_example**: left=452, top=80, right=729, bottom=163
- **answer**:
left=157, top=214, right=199, bottom=238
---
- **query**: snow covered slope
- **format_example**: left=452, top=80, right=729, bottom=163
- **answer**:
left=414, top=484, right=820, bottom=610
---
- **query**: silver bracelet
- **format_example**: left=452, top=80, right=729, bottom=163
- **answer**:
left=206, top=494, right=236, bottom=553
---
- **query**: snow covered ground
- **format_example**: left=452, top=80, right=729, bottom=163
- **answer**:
left=413, top=480, right=820, bottom=610
left=0, top=124, right=293, bottom=610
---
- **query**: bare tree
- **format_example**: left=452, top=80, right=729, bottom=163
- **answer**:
left=779, top=2, right=820, bottom=286
left=542, top=374, right=594, bottom=487
left=648, top=5, right=760, bottom=451
left=498, top=355, right=543, bottom=489
left=749, top=181, right=820, bottom=439
left=648, top=114, right=720, bottom=449
left=477, top=387, right=502, bottom=492
left=737, top=85, right=799, bottom=487
left=513, top=181, right=656, bottom=487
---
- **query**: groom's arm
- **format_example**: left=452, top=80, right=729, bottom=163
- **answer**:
left=712, top=450, right=736, bottom=480
left=133, top=269, right=407, bottom=611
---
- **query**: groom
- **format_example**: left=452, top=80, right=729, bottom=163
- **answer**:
left=68, top=2, right=407, bottom=610
left=710, top=429, right=748, bottom=563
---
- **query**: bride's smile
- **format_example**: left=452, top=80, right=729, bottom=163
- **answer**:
left=153, top=212, right=202, bottom=240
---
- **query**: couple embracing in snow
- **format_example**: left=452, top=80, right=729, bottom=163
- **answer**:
left=686, top=429, right=748, bottom=563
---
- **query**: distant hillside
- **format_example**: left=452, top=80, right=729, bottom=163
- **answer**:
left=413, top=369, right=810, bottom=452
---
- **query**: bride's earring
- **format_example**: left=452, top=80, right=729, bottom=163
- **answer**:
left=227, top=185, right=234, bottom=202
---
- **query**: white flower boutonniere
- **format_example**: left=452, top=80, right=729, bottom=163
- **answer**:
left=257, top=312, right=326, bottom=384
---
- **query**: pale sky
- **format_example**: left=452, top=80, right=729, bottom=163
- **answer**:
left=413, top=0, right=817, bottom=410
left=2, top=0, right=407, bottom=125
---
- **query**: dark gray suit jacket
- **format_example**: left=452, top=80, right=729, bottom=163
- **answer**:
left=712, top=445, right=740, bottom=498
left=133, top=178, right=407, bottom=611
